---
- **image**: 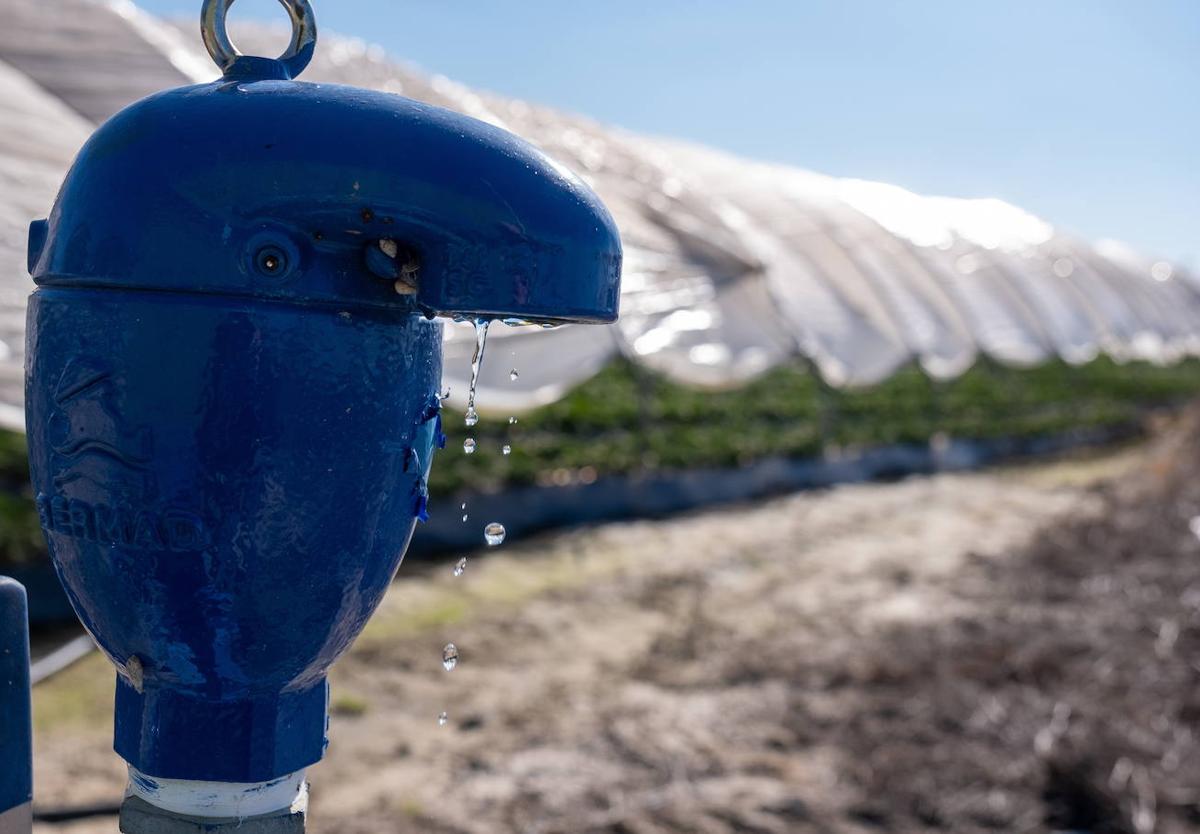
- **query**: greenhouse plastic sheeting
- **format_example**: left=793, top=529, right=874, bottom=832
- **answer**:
left=0, top=56, right=94, bottom=429
left=0, top=0, right=1195, bottom=428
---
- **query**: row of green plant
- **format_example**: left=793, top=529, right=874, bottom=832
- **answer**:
left=429, top=355, right=1200, bottom=496
left=1, top=356, right=1198, bottom=565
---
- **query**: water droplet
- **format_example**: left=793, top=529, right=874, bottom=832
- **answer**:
left=465, top=319, right=490, bottom=427
left=462, top=513, right=469, bottom=522
left=464, top=406, right=479, bottom=428
left=484, top=523, right=506, bottom=547
left=460, top=502, right=467, bottom=510
left=509, top=416, right=518, bottom=425
left=454, top=557, right=467, bottom=577
left=510, top=369, right=519, bottom=381
left=438, top=711, right=449, bottom=726
left=442, top=643, right=459, bottom=671
left=463, top=438, right=476, bottom=455
left=502, top=445, right=512, bottom=456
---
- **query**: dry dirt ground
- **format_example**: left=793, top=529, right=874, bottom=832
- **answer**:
left=29, top=421, right=1200, bottom=833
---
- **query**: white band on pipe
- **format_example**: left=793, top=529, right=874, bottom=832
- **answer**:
left=127, top=766, right=307, bottom=819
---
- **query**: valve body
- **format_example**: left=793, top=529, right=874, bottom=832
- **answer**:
left=27, top=290, right=442, bottom=780
left=23, top=0, right=620, bottom=816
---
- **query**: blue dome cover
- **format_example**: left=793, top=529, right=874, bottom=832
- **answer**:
left=30, top=74, right=622, bottom=324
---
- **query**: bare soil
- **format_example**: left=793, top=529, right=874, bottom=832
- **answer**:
left=30, top=417, right=1200, bottom=833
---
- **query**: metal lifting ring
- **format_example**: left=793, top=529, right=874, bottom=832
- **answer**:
left=201, top=0, right=317, bottom=79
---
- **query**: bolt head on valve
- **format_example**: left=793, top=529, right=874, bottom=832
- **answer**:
left=22, top=0, right=621, bottom=818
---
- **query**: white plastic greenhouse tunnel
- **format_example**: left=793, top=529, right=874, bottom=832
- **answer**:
left=0, top=0, right=1197, bottom=433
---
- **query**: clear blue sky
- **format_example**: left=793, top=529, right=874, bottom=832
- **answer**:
left=139, top=0, right=1198, bottom=267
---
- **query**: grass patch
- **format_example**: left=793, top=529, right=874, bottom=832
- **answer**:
left=358, top=536, right=643, bottom=648
left=330, top=692, right=371, bottom=717
left=359, top=590, right=472, bottom=645
left=32, top=651, right=113, bottom=735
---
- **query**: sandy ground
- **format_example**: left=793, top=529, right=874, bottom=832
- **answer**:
left=28, top=431, right=1200, bottom=833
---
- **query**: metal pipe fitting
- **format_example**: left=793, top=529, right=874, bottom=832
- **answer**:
left=0, top=578, right=32, bottom=834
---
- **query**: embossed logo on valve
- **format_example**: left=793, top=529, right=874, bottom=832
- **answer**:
left=37, top=358, right=210, bottom=552
left=46, top=359, right=152, bottom=493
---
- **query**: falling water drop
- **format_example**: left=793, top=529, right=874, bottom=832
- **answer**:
left=484, top=523, right=506, bottom=547
left=461, top=502, right=467, bottom=510
left=454, top=557, right=467, bottom=577
left=502, top=445, right=512, bottom=456
left=509, top=416, right=518, bottom=425
left=462, top=513, right=469, bottom=523
left=442, top=643, right=459, bottom=671
left=463, top=438, right=476, bottom=455
left=510, top=369, right=519, bottom=381
left=465, top=319, right=490, bottom=427
left=438, top=711, right=449, bottom=727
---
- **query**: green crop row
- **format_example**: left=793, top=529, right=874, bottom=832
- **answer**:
left=1, top=356, right=1198, bottom=566
left=429, top=356, right=1200, bottom=496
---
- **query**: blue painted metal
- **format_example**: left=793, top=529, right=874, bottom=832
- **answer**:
left=23, top=16, right=621, bottom=785
left=0, top=578, right=32, bottom=814
left=27, top=74, right=622, bottom=325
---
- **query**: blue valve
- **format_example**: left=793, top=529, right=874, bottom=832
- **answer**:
left=23, top=0, right=621, bottom=814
